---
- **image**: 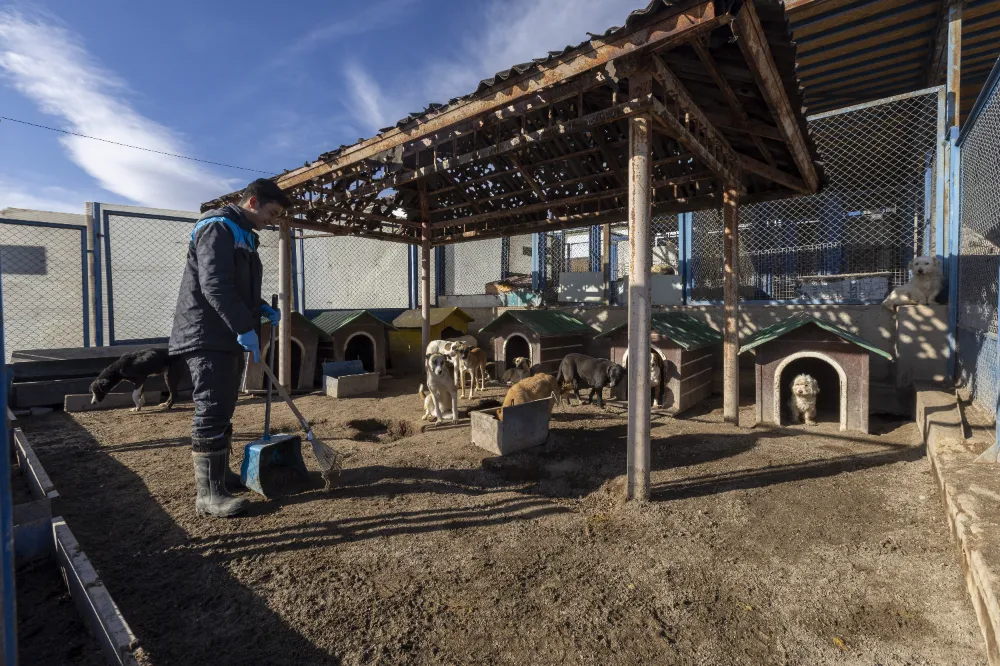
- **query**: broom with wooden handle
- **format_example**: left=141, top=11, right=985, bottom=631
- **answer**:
left=259, top=362, right=341, bottom=489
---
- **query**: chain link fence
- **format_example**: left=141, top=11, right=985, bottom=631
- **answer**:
left=956, top=71, right=1000, bottom=417
left=300, top=234, right=411, bottom=310
left=442, top=238, right=503, bottom=296
left=0, top=217, right=88, bottom=360
left=691, top=88, right=943, bottom=302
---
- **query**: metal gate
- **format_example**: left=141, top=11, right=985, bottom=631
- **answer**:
left=0, top=218, right=89, bottom=360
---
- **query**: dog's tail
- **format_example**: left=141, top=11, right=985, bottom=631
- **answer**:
left=418, top=383, right=427, bottom=399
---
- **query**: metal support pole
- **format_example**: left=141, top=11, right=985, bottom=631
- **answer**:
left=277, top=220, right=293, bottom=388
left=626, top=78, right=653, bottom=501
left=602, top=223, right=612, bottom=305
left=86, top=202, right=104, bottom=346
left=420, top=184, right=432, bottom=353
left=941, top=2, right=962, bottom=264
left=0, top=244, right=17, bottom=665
left=723, top=185, right=741, bottom=424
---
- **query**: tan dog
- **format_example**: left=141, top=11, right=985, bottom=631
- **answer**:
left=460, top=347, right=488, bottom=399
left=788, top=374, right=819, bottom=426
left=418, top=383, right=453, bottom=421
left=882, top=255, right=943, bottom=310
left=498, top=373, right=561, bottom=421
left=501, top=357, right=531, bottom=385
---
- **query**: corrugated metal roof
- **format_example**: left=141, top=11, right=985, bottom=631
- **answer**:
left=392, top=307, right=475, bottom=329
left=310, top=310, right=396, bottom=334
left=738, top=314, right=893, bottom=359
left=479, top=310, right=592, bottom=336
left=595, top=312, right=722, bottom=350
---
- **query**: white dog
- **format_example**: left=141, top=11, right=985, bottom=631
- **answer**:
left=425, top=339, right=472, bottom=387
left=422, top=353, right=459, bottom=423
left=788, top=374, right=819, bottom=426
left=882, top=256, right=942, bottom=310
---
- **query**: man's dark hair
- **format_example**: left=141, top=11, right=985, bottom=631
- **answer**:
left=239, top=178, right=291, bottom=209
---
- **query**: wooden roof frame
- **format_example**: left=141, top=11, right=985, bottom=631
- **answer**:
left=205, top=0, right=823, bottom=247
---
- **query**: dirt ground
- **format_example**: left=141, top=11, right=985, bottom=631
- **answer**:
left=19, top=377, right=985, bottom=665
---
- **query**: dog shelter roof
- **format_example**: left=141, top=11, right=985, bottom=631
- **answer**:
left=392, top=307, right=475, bottom=329
left=738, top=315, right=893, bottom=359
left=203, top=0, right=824, bottom=246
left=595, top=311, right=723, bottom=350
left=479, top=310, right=592, bottom=336
left=310, top=310, right=398, bottom=334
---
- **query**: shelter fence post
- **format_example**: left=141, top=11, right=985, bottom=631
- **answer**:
left=420, top=184, right=432, bottom=353
left=626, top=71, right=653, bottom=502
left=723, top=185, right=741, bottom=424
left=603, top=223, right=612, bottom=305
left=278, top=220, right=293, bottom=388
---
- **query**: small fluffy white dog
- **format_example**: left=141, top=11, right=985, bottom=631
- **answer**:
left=788, top=374, right=820, bottom=426
left=882, top=256, right=942, bottom=310
left=420, top=353, right=459, bottom=423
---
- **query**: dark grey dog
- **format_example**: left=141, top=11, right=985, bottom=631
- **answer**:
left=556, top=353, right=625, bottom=408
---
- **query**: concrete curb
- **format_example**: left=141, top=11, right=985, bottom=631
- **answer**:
left=53, top=517, right=141, bottom=666
left=64, top=391, right=162, bottom=413
left=13, top=427, right=59, bottom=501
left=920, top=386, right=1000, bottom=665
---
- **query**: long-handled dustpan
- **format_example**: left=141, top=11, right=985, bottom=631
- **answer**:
left=240, top=296, right=309, bottom=497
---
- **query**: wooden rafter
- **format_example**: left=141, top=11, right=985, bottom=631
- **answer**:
left=733, top=0, right=821, bottom=194
left=506, top=153, right=546, bottom=201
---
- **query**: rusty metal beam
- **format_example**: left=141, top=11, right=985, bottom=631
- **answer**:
left=271, top=1, right=719, bottom=191
left=506, top=153, right=546, bottom=201
left=739, top=154, right=809, bottom=194
left=733, top=0, right=821, bottom=194
left=691, top=38, right=777, bottom=168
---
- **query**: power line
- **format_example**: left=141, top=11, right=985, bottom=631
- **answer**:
left=0, top=115, right=273, bottom=175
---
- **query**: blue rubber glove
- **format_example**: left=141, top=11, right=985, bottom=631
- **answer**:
left=237, top=330, right=260, bottom=363
left=261, top=304, right=281, bottom=326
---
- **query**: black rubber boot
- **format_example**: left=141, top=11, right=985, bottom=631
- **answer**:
left=192, top=451, right=249, bottom=518
left=222, top=427, right=246, bottom=492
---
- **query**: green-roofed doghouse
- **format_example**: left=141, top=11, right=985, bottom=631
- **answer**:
left=740, top=315, right=893, bottom=434
left=479, top=310, right=593, bottom=377
left=243, top=312, right=330, bottom=392
left=310, top=310, right=396, bottom=382
left=597, top=312, right=722, bottom=415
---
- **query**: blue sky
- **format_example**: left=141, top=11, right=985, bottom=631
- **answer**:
left=0, top=0, right=650, bottom=213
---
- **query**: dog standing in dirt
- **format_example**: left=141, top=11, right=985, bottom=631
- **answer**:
left=460, top=347, right=488, bottom=399
left=649, top=352, right=666, bottom=408
left=788, top=374, right=820, bottom=426
left=421, top=353, right=459, bottom=423
left=501, top=357, right=531, bottom=385
left=425, top=339, right=471, bottom=388
left=90, top=349, right=183, bottom=412
left=498, top=373, right=562, bottom=421
left=882, top=255, right=943, bottom=309
left=556, top=353, right=624, bottom=409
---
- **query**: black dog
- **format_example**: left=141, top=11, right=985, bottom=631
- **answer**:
left=89, top=349, right=181, bottom=412
left=556, top=353, right=625, bottom=408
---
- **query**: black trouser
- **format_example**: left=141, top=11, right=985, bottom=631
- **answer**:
left=184, top=351, right=245, bottom=451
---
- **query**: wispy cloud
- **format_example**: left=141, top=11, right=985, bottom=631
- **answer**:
left=0, top=175, right=90, bottom=214
left=0, top=8, right=238, bottom=210
left=342, top=0, right=650, bottom=134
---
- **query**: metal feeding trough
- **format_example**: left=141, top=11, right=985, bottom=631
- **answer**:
left=470, top=397, right=552, bottom=455
left=322, top=360, right=379, bottom=398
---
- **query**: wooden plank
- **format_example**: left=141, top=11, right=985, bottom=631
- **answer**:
left=649, top=97, right=738, bottom=185
left=948, top=2, right=964, bottom=127
left=272, top=2, right=719, bottom=191
left=506, top=154, right=546, bottom=201
left=734, top=0, right=821, bottom=193
left=14, top=429, right=58, bottom=501
left=739, top=154, right=810, bottom=194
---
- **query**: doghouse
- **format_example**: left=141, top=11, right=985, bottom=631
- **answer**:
left=388, top=307, right=475, bottom=373
left=310, top=310, right=395, bottom=382
left=243, top=312, right=329, bottom=392
left=597, top=312, right=722, bottom=414
left=479, top=309, right=591, bottom=375
left=740, top=315, right=892, bottom=434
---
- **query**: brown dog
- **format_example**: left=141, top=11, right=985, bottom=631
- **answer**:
left=498, top=373, right=561, bottom=421
left=460, top=347, right=488, bottom=399
left=501, top=357, right=531, bottom=385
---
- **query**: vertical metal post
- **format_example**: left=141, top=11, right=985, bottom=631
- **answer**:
left=407, top=245, right=418, bottom=310
left=531, top=233, right=541, bottom=292
left=678, top=213, right=692, bottom=304
left=289, top=228, right=299, bottom=313
left=940, top=6, right=961, bottom=265
left=500, top=237, right=511, bottom=280
left=626, top=71, right=653, bottom=502
left=277, top=220, right=293, bottom=388
left=0, top=255, right=17, bottom=664
left=947, top=127, right=962, bottom=380
left=86, top=202, right=104, bottom=346
left=723, top=185, right=741, bottom=424
left=297, top=230, right=307, bottom=314
left=602, top=223, right=612, bottom=305
left=420, top=184, right=432, bottom=353
left=435, top=246, right=446, bottom=305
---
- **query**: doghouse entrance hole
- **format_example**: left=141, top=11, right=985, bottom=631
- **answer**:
left=267, top=339, right=303, bottom=388
left=347, top=418, right=414, bottom=442
left=779, top=357, right=840, bottom=425
left=505, top=335, right=531, bottom=367
left=344, top=334, right=375, bottom=372
left=441, top=326, right=464, bottom=339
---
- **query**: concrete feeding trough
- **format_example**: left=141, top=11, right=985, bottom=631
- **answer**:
left=471, top=397, right=552, bottom=455
left=323, top=360, right=379, bottom=398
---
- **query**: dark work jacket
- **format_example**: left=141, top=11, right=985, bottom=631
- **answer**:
left=168, top=204, right=263, bottom=355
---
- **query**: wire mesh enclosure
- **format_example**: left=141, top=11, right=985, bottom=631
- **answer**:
left=442, top=238, right=503, bottom=296
left=690, top=88, right=944, bottom=302
left=0, top=219, right=88, bottom=360
left=956, top=74, right=1000, bottom=416
left=301, top=234, right=410, bottom=309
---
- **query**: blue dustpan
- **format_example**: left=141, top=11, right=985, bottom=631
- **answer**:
left=240, top=295, right=309, bottom=497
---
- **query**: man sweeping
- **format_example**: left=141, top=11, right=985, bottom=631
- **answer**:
left=169, top=179, right=290, bottom=518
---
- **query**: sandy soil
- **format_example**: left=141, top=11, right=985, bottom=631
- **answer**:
left=18, top=377, right=985, bottom=665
